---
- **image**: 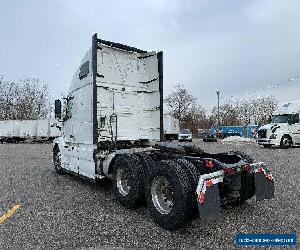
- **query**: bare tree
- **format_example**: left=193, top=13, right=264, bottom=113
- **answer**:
left=0, top=78, right=19, bottom=119
left=165, top=84, right=213, bottom=134
left=211, top=102, right=241, bottom=126
left=165, top=84, right=197, bottom=124
left=181, top=105, right=207, bottom=134
left=257, top=96, right=278, bottom=124
left=165, top=83, right=278, bottom=134
left=210, top=95, right=278, bottom=126
left=0, top=76, right=51, bottom=120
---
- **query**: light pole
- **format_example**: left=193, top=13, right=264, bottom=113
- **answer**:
left=216, top=90, right=220, bottom=127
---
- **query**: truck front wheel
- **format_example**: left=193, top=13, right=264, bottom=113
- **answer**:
left=145, top=160, right=193, bottom=230
left=280, top=135, right=292, bottom=149
left=112, top=154, right=145, bottom=209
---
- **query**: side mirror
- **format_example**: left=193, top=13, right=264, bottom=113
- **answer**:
left=54, top=99, right=62, bottom=119
left=267, top=115, right=272, bottom=124
left=288, top=119, right=293, bottom=125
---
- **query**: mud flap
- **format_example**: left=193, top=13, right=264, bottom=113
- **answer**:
left=196, top=170, right=224, bottom=224
left=252, top=163, right=275, bottom=201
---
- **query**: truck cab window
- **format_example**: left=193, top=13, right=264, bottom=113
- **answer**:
left=79, top=61, right=89, bottom=79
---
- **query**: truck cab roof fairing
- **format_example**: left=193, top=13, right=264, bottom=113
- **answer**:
left=69, top=48, right=93, bottom=94
left=93, top=33, right=164, bottom=143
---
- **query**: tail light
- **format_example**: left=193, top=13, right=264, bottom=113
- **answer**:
left=205, top=160, right=214, bottom=169
left=223, top=167, right=235, bottom=174
left=242, top=164, right=251, bottom=172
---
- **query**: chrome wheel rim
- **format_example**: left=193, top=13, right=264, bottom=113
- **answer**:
left=282, top=137, right=290, bottom=148
left=116, top=167, right=131, bottom=196
left=151, top=176, right=173, bottom=215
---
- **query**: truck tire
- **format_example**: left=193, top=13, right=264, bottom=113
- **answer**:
left=145, top=160, right=193, bottom=230
left=228, top=150, right=254, bottom=163
left=136, top=153, right=155, bottom=174
left=112, top=154, right=145, bottom=209
left=53, top=146, right=64, bottom=175
left=280, top=135, right=292, bottom=149
left=263, top=145, right=272, bottom=148
left=176, top=158, right=200, bottom=216
left=176, top=158, right=199, bottom=187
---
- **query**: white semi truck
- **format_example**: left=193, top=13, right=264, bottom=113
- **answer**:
left=257, top=100, right=300, bottom=148
left=0, top=119, right=61, bottom=143
left=53, top=34, right=274, bottom=230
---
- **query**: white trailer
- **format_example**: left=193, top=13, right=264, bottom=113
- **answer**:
left=0, top=120, right=21, bottom=143
left=53, top=34, right=274, bottom=230
left=257, top=100, right=300, bottom=148
left=19, top=120, right=38, bottom=139
left=0, top=119, right=61, bottom=143
left=163, top=114, right=179, bottom=140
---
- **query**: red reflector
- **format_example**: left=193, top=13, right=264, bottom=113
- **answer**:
left=224, top=167, right=235, bottom=174
left=242, top=164, right=251, bottom=172
left=199, top=192, right=205, bottom=204
left=206, top=179, right=213, bottom=187
left=205, top=160, right=214, bottom=168
left=266, top=173, right=273, bottom=181
left=257, top=167, right=263, bottom=173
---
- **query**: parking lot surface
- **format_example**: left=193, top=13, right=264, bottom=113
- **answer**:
left=0, top=142, right=299, bottom=249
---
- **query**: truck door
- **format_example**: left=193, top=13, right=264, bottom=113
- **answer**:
left=63, top=96, right=75, bottom=143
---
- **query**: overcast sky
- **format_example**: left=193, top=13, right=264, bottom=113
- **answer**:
left=1, top=0, right=300, bottom=108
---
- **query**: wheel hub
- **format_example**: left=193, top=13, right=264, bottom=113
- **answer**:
left=282, top=137, right=291, bottom=148
left=116, top=168, right=131, bottom=196
left=151, top=176, right=173, bottom=215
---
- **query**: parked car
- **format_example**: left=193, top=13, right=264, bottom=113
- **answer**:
left=198, top=129, right=206, bottom=138
left=203, top=130, right=217, bottom=142
left=178, top=129, right=192, bottom=142
left=0, top=136, right=5, bottom=143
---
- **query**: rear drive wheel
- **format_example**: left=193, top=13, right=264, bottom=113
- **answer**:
left=112, top=154, right=145, bottom=209
left=145, top=160, right=193, bottom=230
left=53, top=147, right=64, bottom=174
left=176, top=158, right=200, bottom=216
left=280, top=135, right=292, bottom=149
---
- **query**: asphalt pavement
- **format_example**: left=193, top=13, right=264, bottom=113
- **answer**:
left=0, top=142, right=299, bottom=249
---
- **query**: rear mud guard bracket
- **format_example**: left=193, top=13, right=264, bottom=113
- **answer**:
left=252, top=163, right=275, bottom=201
left=196, top=170, right=224, bottom=224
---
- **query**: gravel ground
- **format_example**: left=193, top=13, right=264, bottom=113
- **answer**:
left=0, top=142, right=299, bottom=249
